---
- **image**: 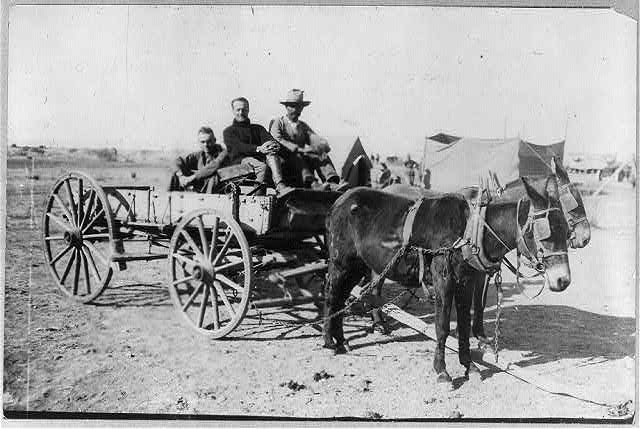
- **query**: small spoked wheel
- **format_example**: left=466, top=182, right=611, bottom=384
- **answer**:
left=42, top=171, right=115, bottom=303
left=168, top=209, right=253, bottom=338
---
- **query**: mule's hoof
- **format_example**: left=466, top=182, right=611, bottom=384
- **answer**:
left=333, top=343, right=349, bottom=355
left=475, top=335, right=493, bottom=346
left=372, top=322, right=391, bottom=336
left=323, top=342, right=338, bottom=352
left=436, top=371, right=452, bottom=383
left=465, top=364, right=482, bottom=382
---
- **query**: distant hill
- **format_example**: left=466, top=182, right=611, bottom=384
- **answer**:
left=7, top=144, right=175, bottom=169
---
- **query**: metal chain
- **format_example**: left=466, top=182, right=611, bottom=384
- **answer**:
left=493, top=269, right=503, bottom=363
left=246, top=242, right=456, bottom=332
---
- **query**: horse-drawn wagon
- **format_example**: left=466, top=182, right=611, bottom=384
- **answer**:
left=42, top=170, right=340, bottom=338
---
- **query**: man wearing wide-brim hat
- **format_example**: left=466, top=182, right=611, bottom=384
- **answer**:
left=269, top=89, right=345, bottom=190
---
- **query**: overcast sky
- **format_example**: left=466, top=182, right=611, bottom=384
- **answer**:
left=7, top=5, right=637, bottom=163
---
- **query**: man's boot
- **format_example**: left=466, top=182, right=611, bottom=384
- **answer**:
left=266, top=155, right=295, bottom=196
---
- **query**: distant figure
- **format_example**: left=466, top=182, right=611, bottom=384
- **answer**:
left=223, top=97, right=293, bottom=195
left=404, top=154, right=419, bottom=186
left=169, top=126, right=228, bottom=193
left=269, top=89, right=344, bottom=191
left=378, top=162, right=392, bottom=188
left=422, top=168, right=431, bottom=189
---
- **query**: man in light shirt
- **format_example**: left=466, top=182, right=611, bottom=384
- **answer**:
left=269, top=89, right=345, bottom=191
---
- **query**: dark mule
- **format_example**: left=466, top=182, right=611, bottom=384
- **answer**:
left=324, top=176, right=571, bottom=384
left=387, top=159, right=589, bottom=342
left=323, top=189, right=468, bottom=354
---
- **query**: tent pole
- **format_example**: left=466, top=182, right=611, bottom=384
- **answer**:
left=421, top=137, right=428, bottom=187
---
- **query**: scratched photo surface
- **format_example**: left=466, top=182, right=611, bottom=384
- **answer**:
left=4, top=4, right=637, bottom=421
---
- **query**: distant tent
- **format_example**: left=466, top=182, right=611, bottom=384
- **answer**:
left=428, top=133, right=462, bottom=145
left=425, top=137, right=565, bottom=192
left=340, top=137, right=373, bottom=187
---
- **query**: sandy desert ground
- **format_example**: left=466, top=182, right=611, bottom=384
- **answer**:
left=2, top=158, right=637, bottom=422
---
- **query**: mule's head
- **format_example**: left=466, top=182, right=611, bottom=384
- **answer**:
left=551, top=157, right=591, bottom=248
left=521, top=176, right=571, bottom=292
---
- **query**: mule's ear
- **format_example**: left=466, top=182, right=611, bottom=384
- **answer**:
left=521, top=176, right=546, bottom=207
left=545, top=175, right=560, bottom=199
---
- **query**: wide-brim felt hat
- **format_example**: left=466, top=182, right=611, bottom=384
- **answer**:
left=280, top=89, right=311, bottom=106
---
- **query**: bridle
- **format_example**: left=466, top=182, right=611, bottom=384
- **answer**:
left=558, top=183, right=589, bottom=237
left=516, top=197, right=568, bottom=273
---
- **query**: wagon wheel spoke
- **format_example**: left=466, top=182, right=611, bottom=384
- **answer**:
left=197, top=216, right=209, bottom=261
left=213, top=260, right=244, bottom=274
left=82, top=233, right=110, bottom=240
left=171, top=274, right=196, bottom=288
left=172, top=252, right=198, bottom=268
left=44, top=235, right=66, bottom=241
left=211, top=229, right=233, bottom=266
left=80, top=248, right=91, bottom=295
left=64, top=179, right=78, bottom=226
left=83, top=241, right=109, bottom=267
left=47, top=211, right=73, bottom=232
left=216, top=273, right=245, bottom=294
left=180, top=230, right=204, bottom=260
left=81, top=190, right=96, bottom=229
left=212, top=280, right=235, bottom=316
left=208, top=285, right=220, bottom=330
left=52, top=194, right=75, bottom=226
left=82, top=208, right=105, bottom=234
left=50, top=244, right=73, bottom=266
left=60, top=249, right=77, bottom=286
left=82, top=246, right=102, bottom=282
left=72, top=248, right=82, bottom=295
left=197, top=283, right=210, bottom=328
left=77, top=179, right=84, bottom=226
left=208, top=216, right=219, bottom=261
left=181, top=282, right=204, bottom=312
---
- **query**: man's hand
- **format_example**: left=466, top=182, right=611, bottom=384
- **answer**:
left=300, top=145, right=317, bottom=154
left=257, top=141, right=280, bottom=155
left=178, top=174, right=192, bottom=189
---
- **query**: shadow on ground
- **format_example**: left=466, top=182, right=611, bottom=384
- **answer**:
left=483, top=304, right=636, bottom=367
left=92, top=282, right=171, bottom=307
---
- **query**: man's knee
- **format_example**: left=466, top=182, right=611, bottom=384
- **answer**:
left=241, top=157, right=267, bottom=181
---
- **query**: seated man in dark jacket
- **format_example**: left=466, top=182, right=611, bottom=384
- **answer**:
left=168, top=126, right=228, bottom=193
left=223, top=97, right=293, bottom=195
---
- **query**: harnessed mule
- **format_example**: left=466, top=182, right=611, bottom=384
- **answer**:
left=386, top=158, right=589, bottom=342
left=323, top=176, right=571, bottom=384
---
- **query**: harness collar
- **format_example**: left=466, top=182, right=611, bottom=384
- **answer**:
left=402, top=197, right=425, bottom=245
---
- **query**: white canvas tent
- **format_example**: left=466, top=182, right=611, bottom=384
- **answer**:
left=424, top=136, right=564, bottom=191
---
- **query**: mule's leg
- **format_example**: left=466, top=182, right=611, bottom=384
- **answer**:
left=367, top=270, right=392, bottom=335
left=455, top=277, right=481, bottom=381
left=323, top=262, right=347, bottom=351
left=471, top=272, right=491, bottom=343
left=431, top=255, right=454, bottom=383
left=323, top=259, right=367, bottom=354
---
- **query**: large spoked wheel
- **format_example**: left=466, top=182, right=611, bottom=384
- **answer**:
left=168, top=209, right=253, bottom=338
left=42, top=171, right=115, bottom=303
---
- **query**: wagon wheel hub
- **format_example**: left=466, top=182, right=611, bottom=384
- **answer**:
left=193, top=262, right=215, bottom=284
left=63, top=229, right=83, bottom=248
